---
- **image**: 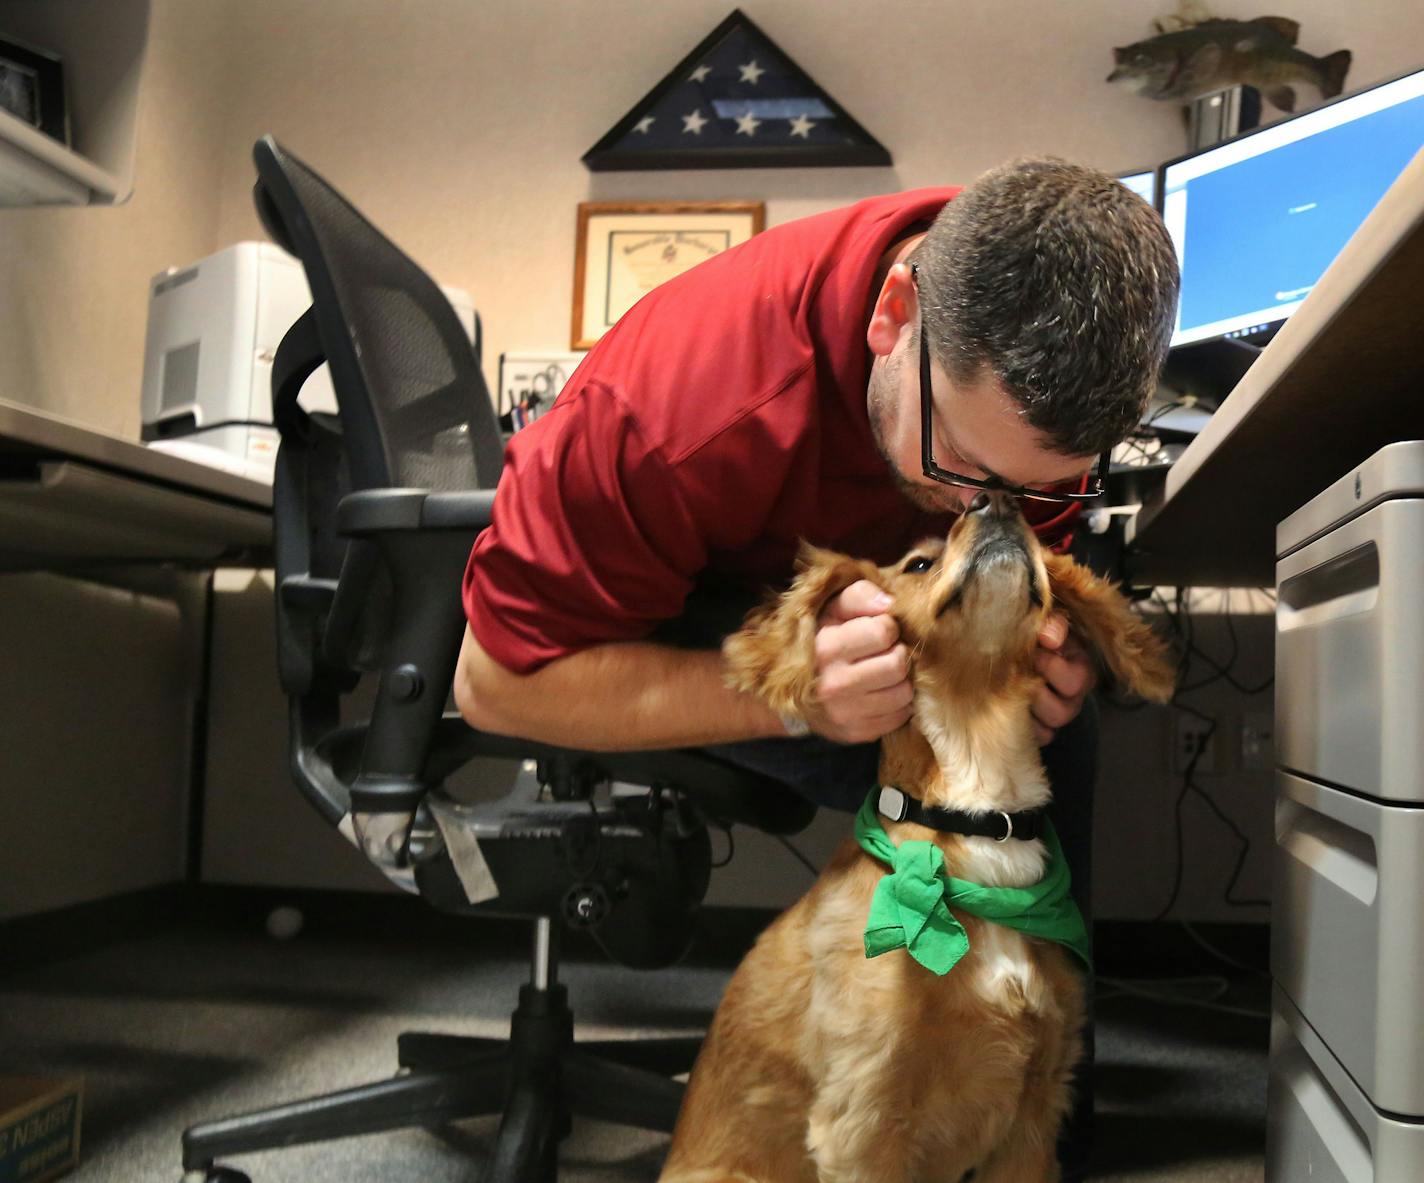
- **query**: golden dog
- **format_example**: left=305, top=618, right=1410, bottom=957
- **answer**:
left=662, top=491, right=1175, bottom=1183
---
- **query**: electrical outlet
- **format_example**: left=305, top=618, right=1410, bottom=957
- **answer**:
left=1240, top=712, right=1274, bottom=771
left=1171, top=715, right=1218, bottom=774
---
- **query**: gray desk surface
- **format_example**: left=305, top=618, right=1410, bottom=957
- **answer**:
left=0, top=397, right=273, bottom=569
left=0, top=397, right=272, bottom=508
left=1126, top=147, right=1424, bottom=588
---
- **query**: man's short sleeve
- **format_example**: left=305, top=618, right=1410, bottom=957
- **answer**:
left=463, top=384, right=708, bottom=675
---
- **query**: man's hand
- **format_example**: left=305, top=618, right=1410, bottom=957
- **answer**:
left=804, top=580, right=914, bottom=744
left=1033, top=611, right=1097, bottom=746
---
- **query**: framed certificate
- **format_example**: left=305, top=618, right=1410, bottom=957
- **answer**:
left=572, top=201, right=764, bottom=349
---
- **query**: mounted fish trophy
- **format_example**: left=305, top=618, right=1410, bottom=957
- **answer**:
left=1108, top=4, right=1351, bottom=149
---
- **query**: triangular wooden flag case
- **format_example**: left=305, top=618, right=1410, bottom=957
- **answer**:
left=583, top=9, right=892, bottom=171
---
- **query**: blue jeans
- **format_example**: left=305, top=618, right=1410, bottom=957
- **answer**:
left=701, top=734, right=880, bottom=812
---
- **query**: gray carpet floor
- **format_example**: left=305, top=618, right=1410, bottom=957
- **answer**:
left=1, top=919, right=1268, bottom=1181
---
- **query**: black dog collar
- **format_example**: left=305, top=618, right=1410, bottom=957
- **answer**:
left=876, top=785, right=1044, bottom=843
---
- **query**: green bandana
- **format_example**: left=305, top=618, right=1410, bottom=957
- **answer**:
left=854, top=789, right=1092, bottom=977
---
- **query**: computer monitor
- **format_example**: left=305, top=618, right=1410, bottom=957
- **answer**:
left=1161, top=65, right=1424, bottom=349
left=1117, top=169, right=1157, bottom=207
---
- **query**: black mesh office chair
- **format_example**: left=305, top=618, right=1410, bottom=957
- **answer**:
left=180, top=136, right=815, bottom=1183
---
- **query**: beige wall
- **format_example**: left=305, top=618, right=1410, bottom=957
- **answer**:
left=0, top=0, right=237, bottom=434
left=4, top=0, right=1412, bottom=437
left=0, top=1, right=1399, bottom=920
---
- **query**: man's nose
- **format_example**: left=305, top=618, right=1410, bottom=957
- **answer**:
left=966, top=490, right=1016, bottom=519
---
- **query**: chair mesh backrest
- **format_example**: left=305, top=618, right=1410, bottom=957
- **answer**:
left=253, top=137, right=504, bottom=494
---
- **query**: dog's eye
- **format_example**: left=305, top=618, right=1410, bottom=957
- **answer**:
left=902, top=556, right=935, bottom=574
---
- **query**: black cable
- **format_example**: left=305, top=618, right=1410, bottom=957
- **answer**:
left=1153, top=708, right=1212, bottom=921
left=1186, top=780, right=1269, bottom=909
left=1182, top=655, right=1273, bottom=694
left=776, top=833, right=820, bottom=878
left=1177, top=587, right=1233, bottom=693
left=1170, top=711, right=1268, bottom=911
left=1148, top=592, right=1273, bottom=918
left=710, top=823, right=735, bottom=869
left=1156, top=588, right=1273, bottom=696
left=1143, top=397, right=1197, bottom=427
left=1180, top=920, right=1271, bottom=976
left=1116, top=436, right=1161, bottom=466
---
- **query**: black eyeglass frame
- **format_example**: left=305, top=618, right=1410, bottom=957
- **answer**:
left=912, top=265, right=1110, bottom=505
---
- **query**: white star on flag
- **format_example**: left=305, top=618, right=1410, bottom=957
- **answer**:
left=788, top=114, right=815, bottom=139
left=735, top=111, right=762, bottom=137
left=739, top=60, right=765, bottom=85
left=633, top=115, right=655, bottom=134
left=682, top=109, right=709, bottom=135
left=689, top=64, right=712, bottom=83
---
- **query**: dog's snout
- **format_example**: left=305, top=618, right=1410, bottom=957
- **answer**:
left=967, top=490, right=1015, bottom=520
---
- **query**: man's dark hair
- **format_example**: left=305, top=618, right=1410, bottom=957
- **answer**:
left=912, top=157, right=1180, bottom=457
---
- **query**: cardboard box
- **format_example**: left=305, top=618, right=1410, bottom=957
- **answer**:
left=0, top=1078, right=82, bottom=1183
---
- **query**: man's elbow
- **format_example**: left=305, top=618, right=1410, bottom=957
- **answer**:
left=453, top=663, right=496, bottom=733
left=453, top=628, right=522, bottom=735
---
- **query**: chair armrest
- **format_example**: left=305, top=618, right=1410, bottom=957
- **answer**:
left=279, top=575, right=339, bottom=611
left=315, top=491, right=489, bottom=815
left=337, top=489, right=497, bottom=535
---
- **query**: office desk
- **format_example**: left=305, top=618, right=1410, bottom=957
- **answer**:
left=0, top=397, right=275, bottom=917
left=1123, top=149, right=1424, bottom=1181
left=1126, top=147, right=1424, bottom=588
left=0, top=397, right=271, bottom=572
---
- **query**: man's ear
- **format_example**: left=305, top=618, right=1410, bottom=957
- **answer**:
left=1044, top=552, right=1177, bottom=703
left=866, top=261, right=917, bottom=358
left=722, top=543, right=883, bottom=718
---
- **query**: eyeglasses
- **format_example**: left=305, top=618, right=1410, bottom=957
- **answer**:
left=912, top=266, right=1109, bottom=505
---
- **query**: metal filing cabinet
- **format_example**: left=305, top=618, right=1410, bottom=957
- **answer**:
left=1268, top=441, right=1424, bottom=1181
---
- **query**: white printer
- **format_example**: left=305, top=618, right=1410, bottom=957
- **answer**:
left=140, top=242, right=476, bottom=482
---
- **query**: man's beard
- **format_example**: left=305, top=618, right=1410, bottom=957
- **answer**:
left=867, top=351, right=959, bottom=515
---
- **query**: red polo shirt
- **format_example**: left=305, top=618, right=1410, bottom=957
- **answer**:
left=464, top=188, right=1080, bottom=675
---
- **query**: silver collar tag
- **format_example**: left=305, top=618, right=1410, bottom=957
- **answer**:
left=876, top=785, right=910, bottom=822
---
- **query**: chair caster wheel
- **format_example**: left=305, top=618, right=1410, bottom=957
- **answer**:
left=183, top=1168, right=251, bottom=1183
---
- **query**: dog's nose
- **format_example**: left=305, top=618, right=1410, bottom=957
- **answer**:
left=967, top=490, right=1014, bottom=519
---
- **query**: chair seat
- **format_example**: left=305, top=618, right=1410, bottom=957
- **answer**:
left=413, top=781, right=714, bottom=969
left=422, top=716, right=818, bottom=835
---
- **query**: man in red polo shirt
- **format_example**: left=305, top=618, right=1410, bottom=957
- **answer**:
left=455, top=158, right=1175, bottom=765
left=455, top=157, right=1177, bottom=1178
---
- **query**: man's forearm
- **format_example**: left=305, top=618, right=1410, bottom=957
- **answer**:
left=454, top=627, right=789, bottom=750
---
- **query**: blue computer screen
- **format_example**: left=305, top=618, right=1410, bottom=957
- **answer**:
left=1118, top=170, right=1156, bottom=206
left=1164, top=68, right=1424, bottom=347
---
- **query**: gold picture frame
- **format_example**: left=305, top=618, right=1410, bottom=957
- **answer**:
left=572, top=201, right=765, bottom=350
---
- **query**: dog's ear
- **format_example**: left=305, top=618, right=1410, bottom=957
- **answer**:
left=1044, top=552, right=1176, bottom=703
left=722, top=543, right=883, bottom=717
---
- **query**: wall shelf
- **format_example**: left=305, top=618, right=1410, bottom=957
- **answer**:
left=0, top=0, right=150, bottom=207
left=0, top=107, right=122, bottom=205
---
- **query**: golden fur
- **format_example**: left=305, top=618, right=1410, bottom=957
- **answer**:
left=662, top=496, right=1175, bottom=1183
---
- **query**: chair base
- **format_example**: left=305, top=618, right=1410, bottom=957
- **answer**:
left=181, top=981, right=696, bottom=1182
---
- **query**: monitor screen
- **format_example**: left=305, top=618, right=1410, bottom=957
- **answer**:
left=1162, top=66, right=1424, bottom=348
left=1117, top=169, right=1156, bottom=207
